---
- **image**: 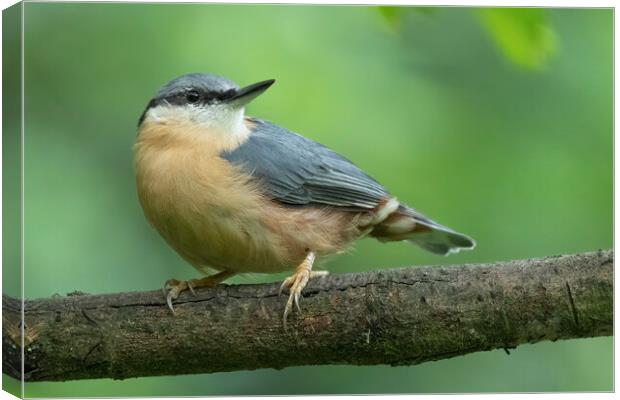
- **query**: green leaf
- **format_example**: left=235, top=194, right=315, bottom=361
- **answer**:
left=477, top=8, right=557, bottom=70
left=377, top=7, right=436, bottom=32
left=378, top=6, right=403, bottom=31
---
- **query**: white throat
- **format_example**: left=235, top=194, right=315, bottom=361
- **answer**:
left=146, top=103, right=249, bottom=137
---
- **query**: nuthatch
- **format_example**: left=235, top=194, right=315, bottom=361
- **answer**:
left=135, top=73, right=475, bottom=323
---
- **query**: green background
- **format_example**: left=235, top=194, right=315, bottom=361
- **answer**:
left=4, top=3, right=613, bottom=396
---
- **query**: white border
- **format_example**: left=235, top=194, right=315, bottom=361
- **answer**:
left=0, top=1, right=615, bottom=400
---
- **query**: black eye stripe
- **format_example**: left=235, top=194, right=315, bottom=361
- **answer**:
left=138, top=87, right=237, bottom=126
left=174, top=89, right=233, bottom=104
left=185, top=90, right=201, bottom=103
left=216, top=88, right=237, bottom=101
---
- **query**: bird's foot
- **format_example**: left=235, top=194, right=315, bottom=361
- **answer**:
left=162, top=279, right=189, bottom=314
left=279, top=251, right=327, bottom=325
left=162, top=271, right=236, bottom=314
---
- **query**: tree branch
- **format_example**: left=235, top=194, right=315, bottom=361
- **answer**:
left=3, top=250, right=612, bottom=382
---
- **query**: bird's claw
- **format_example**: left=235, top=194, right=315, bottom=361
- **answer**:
left=294, top=292, right=301, bottom=312
left=279, top=269, right=328, bottom=326
left=278, top=276, right=295, bottom=296
left=166, top=293, right=176, bottom=314
left=162, top=271, right=235, bottom=315
left=162, top=278, right=188, bottom=314
left=187, top=280, right=197, bottom=297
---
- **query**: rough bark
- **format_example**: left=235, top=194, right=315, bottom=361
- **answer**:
left=2, top=250, right=613, bottom=382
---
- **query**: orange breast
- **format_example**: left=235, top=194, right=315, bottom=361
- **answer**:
left=134, top=121, right=364, bottom=274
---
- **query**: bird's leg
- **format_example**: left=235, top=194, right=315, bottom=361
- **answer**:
left=279, top=250, right=328, bottom=325
left=163, top=270, right=236, bottom=314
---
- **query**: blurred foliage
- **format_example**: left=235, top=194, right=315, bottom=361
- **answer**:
left=378, top=6, right=403, bottom=31
left=379, top=7, right=556, bottom=70
left=3, top=3, right=612, bottom=397
left=478, top=8, right=557, bottom=70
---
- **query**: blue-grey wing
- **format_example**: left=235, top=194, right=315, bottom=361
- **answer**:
left=221, top=118, right=389, bottom=210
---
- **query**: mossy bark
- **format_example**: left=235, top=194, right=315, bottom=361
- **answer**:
left=3, top=250, right=613, bottom=382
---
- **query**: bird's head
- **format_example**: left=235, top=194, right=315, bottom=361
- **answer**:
left=138, top=73, right=275, bottom=135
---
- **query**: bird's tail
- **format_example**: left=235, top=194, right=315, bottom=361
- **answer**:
left=369, top=204, right=475, bottom=256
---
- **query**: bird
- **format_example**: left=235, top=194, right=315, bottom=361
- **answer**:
left=134, top=73, right=475, bottom=324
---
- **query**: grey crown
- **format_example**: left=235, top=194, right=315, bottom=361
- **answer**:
left=155, top=73, right=239, bottom=99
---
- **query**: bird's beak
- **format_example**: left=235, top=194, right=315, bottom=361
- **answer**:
left=225, top=79, right=275, bottom=107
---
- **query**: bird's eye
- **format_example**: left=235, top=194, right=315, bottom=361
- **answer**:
left=186, top=90, right=201, bottom=103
